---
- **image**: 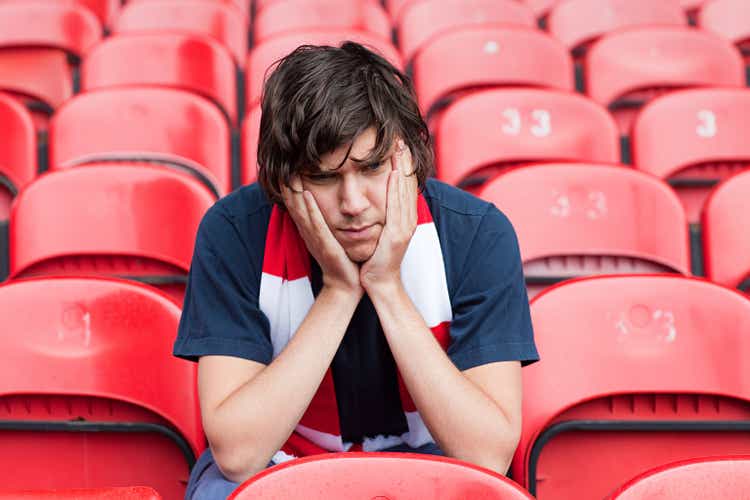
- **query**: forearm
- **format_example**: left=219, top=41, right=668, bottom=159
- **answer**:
left=369, top=284, right=519, bottom=473
left=206, top=286, right=360, bottom=482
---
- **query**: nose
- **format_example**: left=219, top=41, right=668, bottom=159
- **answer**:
left=339, top=174, right=369, bottom=217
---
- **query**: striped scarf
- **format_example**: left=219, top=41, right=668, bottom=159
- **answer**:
left=259, top=194, right=451, bottom=463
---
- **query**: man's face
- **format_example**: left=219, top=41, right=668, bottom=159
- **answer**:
left=300, top=127, right=391, bottom=263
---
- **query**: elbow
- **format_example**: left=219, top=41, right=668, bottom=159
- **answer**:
left=212, top=444, right=268, bottom=484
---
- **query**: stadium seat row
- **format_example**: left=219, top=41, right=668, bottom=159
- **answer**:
left=2, top=273, right=749, bottom=499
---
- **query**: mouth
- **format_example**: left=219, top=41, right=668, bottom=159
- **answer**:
left=338, top=224, right=376, bottom=241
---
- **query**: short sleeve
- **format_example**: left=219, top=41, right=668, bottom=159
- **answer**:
left=447, top=205, right=539, bottom=371
left=173, top=204, right=273, bottom=364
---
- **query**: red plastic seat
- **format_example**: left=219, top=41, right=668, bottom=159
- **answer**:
left=82, top=33, right=237, bottom=125
left=518, top=0, right=563, bottom=19
left=9, top=165, right=215, bottom=304
left=131, top=0, right=249, bottom=15
left=413, top=26, right=573, bottom=127
left=0, top=2, right=101, bottom=129
left=548, top=0, right=686, bottom=54
left=229, top=453, right=534, bottom=500
left=434, top=88, right=619, bottom=190
left=699, top=0, right=750, bottom=58
left=397, top=0, right=536, bottom=63
left=253, top=0, right=391, bottom=44
left=607, top=456, right=750, bottom=500
left=114, top=0, right=248, bottom=65
left=682, top=0, right=708, bottom=17
left=0, top=276, right=203, bottom=499
left=0, top=487, right=162, bottom=500
left=703, top=170, right=750, bottom=292
left=632, top=88, right=750, bottom=222
left=479, top=164, right=690, bottom=297
left=242, top=105, right=261, bottom=186
left=246, top=29, right=402, bottom=109
left=0, top=0, right=120, bottom=27
left=585, top=27, right=745, bottom=134
left=0, top=93, right=36, bottom=220
left=511, top=275, right=750, bottom=500
left=50, top=87, right=231, bottom=197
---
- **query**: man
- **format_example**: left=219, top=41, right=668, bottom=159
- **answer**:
left=174, top=41, right=539, bottom=499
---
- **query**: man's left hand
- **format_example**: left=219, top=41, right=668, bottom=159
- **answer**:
left=360, top=139, right=418, bottom=293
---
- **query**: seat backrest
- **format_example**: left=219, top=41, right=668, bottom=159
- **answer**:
left=114, top=0, right=248, bottom=65
left=0, top=93, right=36, bottom=203
left=585, top=27, right=744, bottom=111
left=512, top=275, right=750, bottom=499
left=413, top=26, right=573, bottom=124
left=702, top=170, right=750, bottom=291
left=518, top=0, right=560, bottom=18
left=82, top=33, right=237, bottom=125
left=0, top=487, right=161, bottom=500
left=632, top=88, right=750, bottom=222
left=9, top=165, right=215, bottom=290
left=50, top=87, right=231, bottom=196
left=479, top=164, right=690, bottom=295
left=253, top=0, right=391, bottom=44
left=229, top=453, right=534, bottom=500
left=434, top=88, right=619, bottom=188
left=130, top=0, right=249, bottom=15
left=242, top=105, right=261, bottom=186
left=0, top=0, right=121, bottom=27
left=0, top=2, right=101, bottom=56
left=398, top=0, right=536, bottom=63
left=0, top=276, right=203, bottom=498
left=246, top=29, right=402, bottom=109
left=607, top=456, right=750, bottom=500
left=699, top=0, right=750, bottom=46
left=548, top=0, right=686, bottom=53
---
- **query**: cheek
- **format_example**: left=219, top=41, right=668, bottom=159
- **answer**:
left=302, top=184, right=338, bottom=226
left=367, top=172, right=390, bottom=216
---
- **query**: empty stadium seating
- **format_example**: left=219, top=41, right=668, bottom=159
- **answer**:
left=253, top=0, right=391, bottom=44
left=606, top=456, right=750, bottom=500
left=49, top=87, right=231, bottom=197
left=131, top=0, right=249, bottom=15
left=0, top=2, right=101, bottom=129
left=0, top=0, right=121, bottom=27
left=228, top=453, right=534, bottom=499
left=548, top=0, right=687, bottom=55
left=479, top=164, right=690, bottom=296
left=699, top=0, right=750, bottom=58
left=585, top=27, right=745, bottom=134
left=397, top=0, right=537, bottom=63
left=434, top=88, right=619, bottom=190
left=702, top=170, right=750, bottom=292
left=0, top=487, right=162, bottom=500
left=114, top=0, right=248, bottom=65
left=8, top=165, right=215, bottom=304
left=0, top=92, right=36, bottom=220
left=511, top=275, right=750, bottom=500
left=413, top=26, right=573, bottom=127
left=82, top=33, right=238, bottom=126
left=0, top=276, right=203, bottom=500
left=632, top=88, right=750, bottom=222
left=246, top=30, right=403, bottom=110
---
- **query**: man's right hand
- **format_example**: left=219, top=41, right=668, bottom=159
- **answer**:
left=281, top=176, right=363, bottom=297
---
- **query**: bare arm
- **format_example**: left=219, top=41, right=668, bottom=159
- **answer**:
left=368, top=284, right=522, bottom=474
left=199, top=286, right=360, bottom=483
left=361, top=141, right=521, bottom=473
left=200, top=178, right=363, bottom=483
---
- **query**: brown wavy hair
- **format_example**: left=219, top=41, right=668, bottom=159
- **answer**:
left=256, top=41, right=433, bottom=203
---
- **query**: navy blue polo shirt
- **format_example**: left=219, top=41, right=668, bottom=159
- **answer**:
left=174, top=179, right=539, bottom=443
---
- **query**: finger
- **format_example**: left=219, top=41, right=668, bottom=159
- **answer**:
left=282, top=178, right=310, bottom=228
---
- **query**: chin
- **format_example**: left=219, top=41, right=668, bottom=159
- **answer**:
left=345, top=243, right=377, bottom=263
